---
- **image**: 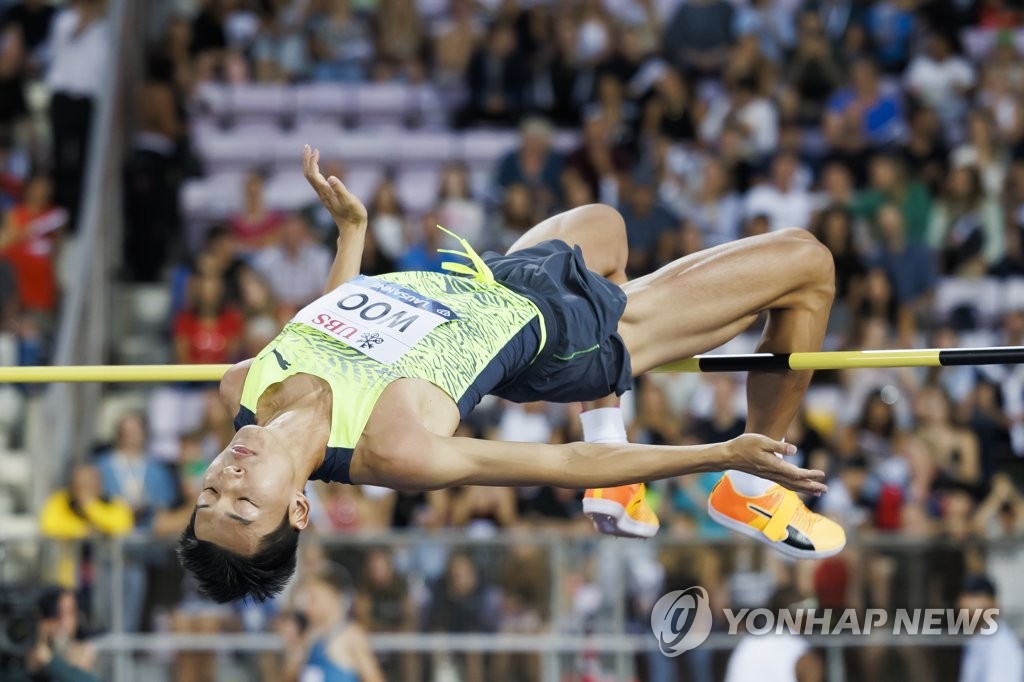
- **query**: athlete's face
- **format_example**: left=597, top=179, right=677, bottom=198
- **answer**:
left=192, top=426, right=307, bottom=555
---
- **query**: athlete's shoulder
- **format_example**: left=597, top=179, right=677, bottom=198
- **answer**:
left=219, top=359, right=253, bottom=416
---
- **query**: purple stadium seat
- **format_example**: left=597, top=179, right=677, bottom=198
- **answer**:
left=228, top=84, right=292, bottom=125
left=294, top=83, right=352, bottom=128
left=353, top=83, right=414, bottom=129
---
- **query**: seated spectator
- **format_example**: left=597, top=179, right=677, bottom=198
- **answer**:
left=252, top=214, right=331, bottom=312
left=927, top=165, right=1004, bottom=276
left=784, top=11, right=842, bottom=125
left=902, top=106, right=948, bottom=193
left=309, top=0, right=372, bottom=83
left=449, top=485, right=518, bottom=534
left=640, top=67, right=702, bottom=144
left=870, top=204, right=937, bottom=310
left=431, top=0, right=483, bottom=86
left=853, top=153, right=932, bottom=244
left=229, top=170, right=284, bottom=251
left=493, top=118, right=563, bottom=213
left=174, top=274, right=244, bottom=365
left=824, top=58, right=905, bottom=150
left=435, top=163, right=484, bottom=246
left=457, top=21, right=527, bottom=127
left=427, top=553, right=497, bottom=680
left=663, top=0, right=734, bottom=78
left=40, top=464, right=133, bottom=588
left=355, top=548, right=416, bottom=679
left=397, top=212, right=446, bottom=273
left=0, top=173, right=65, bottom=315
left=565, top=107, right=636, bottom=205
left=865, top=0, right=916, bottom=73
left=743, top=152, right=815, bottom=231
left=371, top=0, right=424, bottom=80
left=618, top=168, right=678, bottom=275
left=368, top=177, right=406, bottom=263
left=914, top=384, right=983, bottom=500
left=904, top=33, right=975, bottom=135
left=251, top=1, right=310, bottom=82
left=701, top=75, right=779, bottom=162
left=486, top=184, right=539, bottom=252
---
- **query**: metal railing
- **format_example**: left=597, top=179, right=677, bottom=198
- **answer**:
left=2, top=529, right=1022, bottom=682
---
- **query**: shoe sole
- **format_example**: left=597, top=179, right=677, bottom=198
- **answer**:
left=707, top=502, right=844, bottom=560
left=583, top=498, right=659, bottom=539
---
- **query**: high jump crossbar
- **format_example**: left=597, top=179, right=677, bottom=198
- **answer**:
left=0, top=347, right=1022, bottom=383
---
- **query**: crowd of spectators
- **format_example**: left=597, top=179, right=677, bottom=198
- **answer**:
left=6, top=0, right=1024, bottom=680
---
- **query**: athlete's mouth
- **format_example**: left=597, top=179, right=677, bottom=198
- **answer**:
left=231, top=445, right=256, bottom=458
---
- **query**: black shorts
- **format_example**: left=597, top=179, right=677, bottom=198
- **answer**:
left=482, top=240, right=633, bottom=404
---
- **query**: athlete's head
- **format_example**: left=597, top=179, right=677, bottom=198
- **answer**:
left=176, top=426, right=310, bottom=603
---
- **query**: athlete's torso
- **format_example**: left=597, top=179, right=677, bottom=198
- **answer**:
left=235, top=270, right=542, bottom=483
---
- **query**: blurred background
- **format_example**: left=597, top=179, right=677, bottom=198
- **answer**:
left=2, top=0, right=1024, bottom=680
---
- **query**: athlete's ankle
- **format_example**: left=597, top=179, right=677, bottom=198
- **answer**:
left=580, top=406, right=627, bottom=444
left=725, top=471, right=777, bottom=497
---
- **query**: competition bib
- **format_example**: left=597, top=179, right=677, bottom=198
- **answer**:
left=293, top=275, right=459, bottom=364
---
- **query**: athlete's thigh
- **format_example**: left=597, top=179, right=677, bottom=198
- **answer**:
left=619, top=229, right=832, bottom=373
left=506, top=204, right=627, bottom=279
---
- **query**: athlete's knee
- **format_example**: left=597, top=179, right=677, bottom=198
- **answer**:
left=579, top=204, right=626, bottom=241
left=777, top=228, right=835, bottom=303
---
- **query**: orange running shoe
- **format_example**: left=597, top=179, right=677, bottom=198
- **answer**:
left=583, top=483, right=660, bottom=538
left=707, top=475, right=845, bottom=559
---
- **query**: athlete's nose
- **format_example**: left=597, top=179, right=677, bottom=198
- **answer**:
left=223, top=465, right=244, bottom=476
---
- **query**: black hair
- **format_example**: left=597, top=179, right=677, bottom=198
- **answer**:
left=177, top=509, right=300, bottom=603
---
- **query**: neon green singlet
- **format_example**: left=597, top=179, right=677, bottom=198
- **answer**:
left=235, top=242, right=544, bottom=483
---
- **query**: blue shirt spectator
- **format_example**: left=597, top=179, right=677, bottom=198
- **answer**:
left=95, top=413, right=178, bottom=529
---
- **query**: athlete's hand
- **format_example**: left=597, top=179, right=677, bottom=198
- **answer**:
left=724, top=434, right=828, bottom=496
left=303, top=144, right=368, bottom=232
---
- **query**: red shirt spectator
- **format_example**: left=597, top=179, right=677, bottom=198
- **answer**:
left=173, top=275, right=243, bottom=364
left=0, top=175, right=64, bottom=312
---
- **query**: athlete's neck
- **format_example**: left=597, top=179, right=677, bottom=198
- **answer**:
left=254, top=376, right=332, bottom=480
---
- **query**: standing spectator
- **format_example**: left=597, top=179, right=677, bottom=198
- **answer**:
left=640, top=67, right=702, bottom=144
left=46, top=0, right=108, bottom=228
left=95, top=413, right=178, bottom=631
left=0, top=173, right=65, bottom=315
left=174, top=274, right=244, bottom=365
left=743, top=152, right=815, bottom=231
left=427, top=553, right=496, bottom=682
left=229, top=170, right=285, bottom=251
left=23, top=588, right=100, bottom=682
left=662, top=0, right=734, bottom=78
left=39, top=464, right=133, bottom=589
left=367, top=177, right=407, bottom=263
left=431, top=0, right=482, bottom=86
left=252, top=214, right=331, bottom=311
left=725, top=587, right=824, bottom=682
left=251, top=1, right=310, bottom=82
left=356, top=548, right=417, bottom=680
left=958, top=574, right=1024, bottom=682
left=701, top=75, right=779, bottom=162
left=904, top=33, right=975, bottom=137
left=458, top=22, right=528, bottom=127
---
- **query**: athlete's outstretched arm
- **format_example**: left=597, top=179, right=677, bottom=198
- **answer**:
left=302, top=144, right=368, bottom=292
left=355, top=428, right=827, bottom=495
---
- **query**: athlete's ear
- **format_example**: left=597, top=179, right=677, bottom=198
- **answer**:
left=290, top=491, right=311, bottom=530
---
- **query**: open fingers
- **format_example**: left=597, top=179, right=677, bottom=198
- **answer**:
left=302, top=145, right=330, bottom=194
left=768, top=458, right=827, bottom=495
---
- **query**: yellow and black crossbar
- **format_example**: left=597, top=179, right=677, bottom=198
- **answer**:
left=1, top=347, right=1023, bottom=383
